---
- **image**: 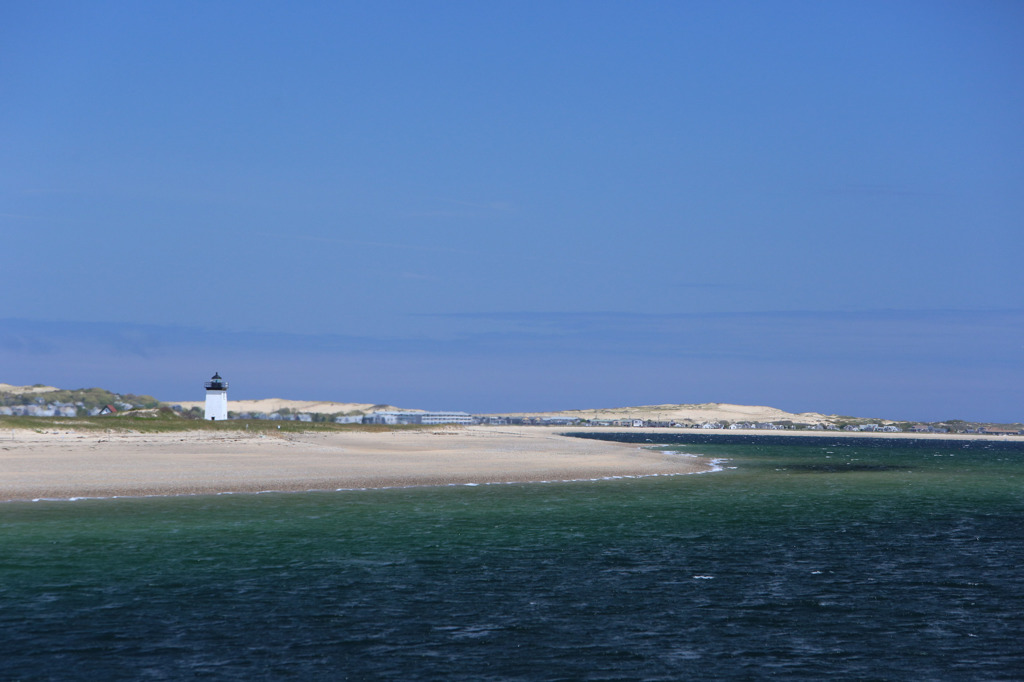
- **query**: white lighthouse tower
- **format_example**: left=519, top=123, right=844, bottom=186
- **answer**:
left=204, top=372, right=228, bottom=421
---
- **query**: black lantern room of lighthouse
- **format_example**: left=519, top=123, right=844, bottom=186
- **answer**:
left=205, top=372, right=228, bottom=392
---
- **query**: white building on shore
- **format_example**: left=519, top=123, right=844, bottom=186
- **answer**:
left=363, top=410, right=473, bottom=425
left=204, top=372, right=228, bottom=421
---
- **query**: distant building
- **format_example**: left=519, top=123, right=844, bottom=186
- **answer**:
left=981, top=427, right=1021, bottom=436
left=538, top=417, right=584, bottom=426
left=420, top=411, right=472, bottom=425
left=363, top=411, right=419, bottom=425
left=363, top=410, right=473, bottom=425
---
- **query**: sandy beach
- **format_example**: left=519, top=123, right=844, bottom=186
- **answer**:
left=4, top=423, right=1016, bottom=503
left=0, top=426, right=711, bottom=502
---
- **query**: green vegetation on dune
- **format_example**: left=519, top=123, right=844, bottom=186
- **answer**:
left=0, top=386, right=159, bottom=411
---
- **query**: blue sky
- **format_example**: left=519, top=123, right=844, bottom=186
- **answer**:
left=2, top=1, right=1022, bottom=421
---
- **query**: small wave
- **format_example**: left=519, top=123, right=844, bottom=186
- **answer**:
left=658, top=450, right=731, bottom=474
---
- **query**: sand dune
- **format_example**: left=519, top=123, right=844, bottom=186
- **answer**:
left=0, top=383, right=60, bottom=394
left=1, top=382, right=862, bottom=424
left=169, top=398, right=409, bottom=415
left=166, top=398, right=834, bottom=424
left=495, top=403, right=836, bottom=424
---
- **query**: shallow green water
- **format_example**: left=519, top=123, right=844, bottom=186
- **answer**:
left=2, top=435, right=1022, bottom=679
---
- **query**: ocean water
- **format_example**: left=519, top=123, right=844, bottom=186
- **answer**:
left=2, top=435, right=1022, bottom=680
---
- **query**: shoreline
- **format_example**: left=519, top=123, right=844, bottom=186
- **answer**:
left=0, top=426, right=713, bottom=503
left=21, top=468, right=715, bottom=504
left=559, top=426, right=1021, bottom=441
left=2, top=424, right=1015, bottom=504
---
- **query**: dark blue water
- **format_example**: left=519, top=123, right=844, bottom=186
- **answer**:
left=2, top=435, right=1022, bottom=680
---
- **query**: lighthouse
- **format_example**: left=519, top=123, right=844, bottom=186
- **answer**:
left=204, top=372, right=229, bottom=421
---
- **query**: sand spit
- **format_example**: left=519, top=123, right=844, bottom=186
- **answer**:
left=0, top=426, right=710, bottom=502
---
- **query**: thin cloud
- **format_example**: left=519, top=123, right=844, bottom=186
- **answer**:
left=254, top=231, right=478, bottom=257
left=401, top=199, right=517, bottom=219
left=449, top=200, right=516, bottom=212
left=820, top=183, right=933, bottom=198
left=254, top=229, right=605, bottom=268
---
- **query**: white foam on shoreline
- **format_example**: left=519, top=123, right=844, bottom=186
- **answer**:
left=325, top=468, right=722, bottom=493
left=660, top=450, right=732, bottom=474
